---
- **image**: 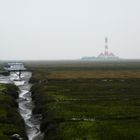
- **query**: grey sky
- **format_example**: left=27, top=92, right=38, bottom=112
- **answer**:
left=0, top=0, right=140, bottom=60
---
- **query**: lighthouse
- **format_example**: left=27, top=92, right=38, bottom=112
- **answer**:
left=98, top=37, right=119, bottom=59
left=105, top=37, right=109, bottom=56
left=81, top=37, right=120, bottom=60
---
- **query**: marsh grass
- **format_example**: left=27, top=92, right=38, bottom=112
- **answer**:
left=29, top=61, right=140, bottom=140
left=0, top=83, right=27, bottom=140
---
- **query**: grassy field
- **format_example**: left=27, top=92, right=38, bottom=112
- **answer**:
left=27, top=60, right=140, bottom=79
left=0, top=83, right=28, bottom=140
left=28, top=60, right=140, bottom=140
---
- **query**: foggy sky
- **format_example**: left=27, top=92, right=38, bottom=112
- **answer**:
left=0, top=0, right=140, bottom=60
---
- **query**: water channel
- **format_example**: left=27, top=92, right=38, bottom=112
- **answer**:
left=0, top=71, right=43, bottom=140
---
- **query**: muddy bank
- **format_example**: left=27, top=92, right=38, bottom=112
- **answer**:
left=31, top=83, right=59, bottom=140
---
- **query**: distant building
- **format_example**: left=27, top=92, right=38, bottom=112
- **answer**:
left=82, top=56, right=96, bottom=60
left=4, top=62, right=27, bottom=80
left=4, top=63, right=26, bottom=71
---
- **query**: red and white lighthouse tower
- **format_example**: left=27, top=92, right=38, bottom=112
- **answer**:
left=105, top=37, right=109, bottom=56
left=98, top=37, right=118, bottom=59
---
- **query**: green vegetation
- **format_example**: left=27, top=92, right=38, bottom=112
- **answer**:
left=0, top=83, right=28, bottom=140
left=0, top=64, right=9, bottom=76
left=28, top=61, right=140, bottom=140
